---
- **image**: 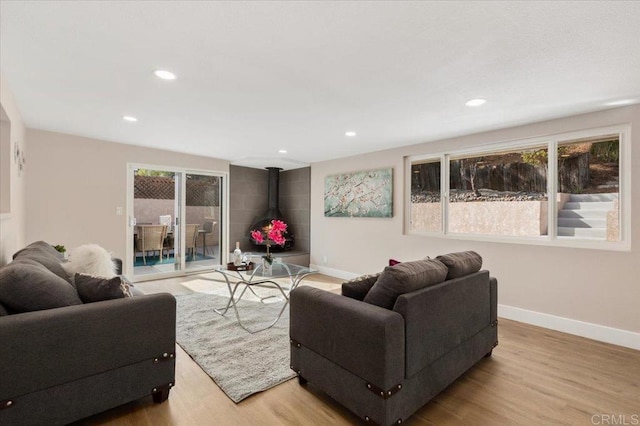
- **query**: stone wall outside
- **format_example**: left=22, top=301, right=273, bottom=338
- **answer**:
left=412, top=201, right=548, bottom=236
left=607, top=198, right=620, bottom=242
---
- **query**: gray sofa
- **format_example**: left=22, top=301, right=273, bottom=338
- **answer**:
left=0, top=242, right=176, bottom=425
left=290, top=252, right=497, bottom=426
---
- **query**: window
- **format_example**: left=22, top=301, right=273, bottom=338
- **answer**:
left=556, top=135, right=620, bottom=242
left=448, top=146, right=548, bottom=237
left=410, top=158, right=441, bottom=233
left=407, top=125, right=629, bottom=250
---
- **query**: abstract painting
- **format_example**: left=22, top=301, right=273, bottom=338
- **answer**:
left=324, top=168, right=393, bottom=217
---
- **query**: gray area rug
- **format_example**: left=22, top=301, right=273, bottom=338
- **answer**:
left=175, top=292, right=296, bottom=403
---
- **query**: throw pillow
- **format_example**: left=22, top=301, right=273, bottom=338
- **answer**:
left=62, top=244, right=118, bottom=278
left=435, top=251, right=483, bottom=280
left=74, top=273, right=132, bottom=303
left=341, top=273, right=381, bottom=301
left=363, top=258, right=448, bottom=310
left=0, top=258, right=83, bottom=313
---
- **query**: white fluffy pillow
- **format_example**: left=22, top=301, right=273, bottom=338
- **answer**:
left=63, top=244, right=117, bottom=278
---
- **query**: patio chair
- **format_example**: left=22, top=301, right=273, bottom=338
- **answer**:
left=135, top=224, right=168, bottom=265
left=202, top=221, right=217, bottom=256
left=185, top=224, right=200, bottom=260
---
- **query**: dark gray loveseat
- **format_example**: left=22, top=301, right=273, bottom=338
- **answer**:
left=0, top=242, right=176, bottom=425
left=290, top=252, right=497, bottom=425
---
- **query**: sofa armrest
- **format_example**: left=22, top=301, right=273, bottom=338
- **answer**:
left=0, top=293, right=176, bottom=400
left=290, top=286, right=404, bottom=390
left=394, top=270, right=493, bottom=377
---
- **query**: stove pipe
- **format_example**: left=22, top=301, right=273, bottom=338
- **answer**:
left=265, top=167, right=284, bottom=220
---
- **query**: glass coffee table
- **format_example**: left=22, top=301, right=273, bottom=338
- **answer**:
left=210, top=261, right=317, bottom=333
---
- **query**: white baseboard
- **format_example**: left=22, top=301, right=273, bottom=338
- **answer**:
left=499, top=304, right=640, bottom=350
left=311, top=265, right=639, bottom=351
left=310, top=264, right=359, bottom=281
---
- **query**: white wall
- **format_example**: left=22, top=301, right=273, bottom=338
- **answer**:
left=311, top=105, right=640, bottom=347
left=26, top=129, right=229, bottom=261
left=0, top=75, right=27, bottom=266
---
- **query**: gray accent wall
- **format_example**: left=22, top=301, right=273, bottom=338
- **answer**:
left=229, top=165, right=268, bottom=252
left=280, top=167, right=311, bottom=253
left=229, top=165, right=310, bottom=254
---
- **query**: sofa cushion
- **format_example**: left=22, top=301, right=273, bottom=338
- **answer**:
left=341, top=273, right=380, bottom=301
left=436, top=251, right=483, bottom=279
left=363, top=258, right=448, bottom=309
left=62, top=244, right=118, bottom=278
left=0, top=259, right=82, bottom=313
left=74, top=273, right=132, bottom=303
left=12, top=240, right=63, bottom=261
left=12, top=241, right=72, bottom=284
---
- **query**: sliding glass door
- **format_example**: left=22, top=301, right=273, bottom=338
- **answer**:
left=127, top=164, right=225, bottom=281
left=184, top=172, right=222, bottom=273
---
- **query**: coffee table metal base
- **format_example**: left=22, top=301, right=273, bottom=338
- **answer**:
left=210, top=263, right=316, bottom=333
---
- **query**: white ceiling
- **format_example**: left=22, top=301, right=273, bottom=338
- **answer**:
left=2, top=1, right=639, bottom=170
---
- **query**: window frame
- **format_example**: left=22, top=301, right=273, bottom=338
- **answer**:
left=406, top=124, right=631, bottom=251
left=406, top=156, right=444, bottom=234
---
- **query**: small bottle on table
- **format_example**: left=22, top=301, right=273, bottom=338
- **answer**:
left=233, top=242, right=243, bottom=266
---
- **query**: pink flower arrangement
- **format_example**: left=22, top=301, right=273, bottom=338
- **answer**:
left=250, top=219, right=288, bottom=264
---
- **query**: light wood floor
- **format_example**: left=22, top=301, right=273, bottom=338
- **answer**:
left=78, top=274, right=640, bottom=425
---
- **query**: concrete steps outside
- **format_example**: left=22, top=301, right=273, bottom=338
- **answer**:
left=558, top=209, right=610, bottom=219
left=557, top=193, right=617, bottom=240
left=556, top=227, right=606, bottom=239
left=565, top=193, right=618, bottom=202
left=562, top=201, right=614, bottom=211
left=557, top=217, right=607, bottom=228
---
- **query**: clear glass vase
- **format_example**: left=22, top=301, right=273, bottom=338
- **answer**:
left=262, top=257, right=273, bottom=276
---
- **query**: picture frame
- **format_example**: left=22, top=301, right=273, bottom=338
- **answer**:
left=324, top=167, right=393, bottom=217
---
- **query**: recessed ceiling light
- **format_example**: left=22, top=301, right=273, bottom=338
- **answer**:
left=604, top=99, right=635, bottom=106
left=345, top=131, right=357, bottom=137
left=154, top=70, right=176, bottom=80
left=278, top=149, right=288, bottom=154
left=465, top=98, right=487, bottom=107
left=122, top=115, right=138, bottom=122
